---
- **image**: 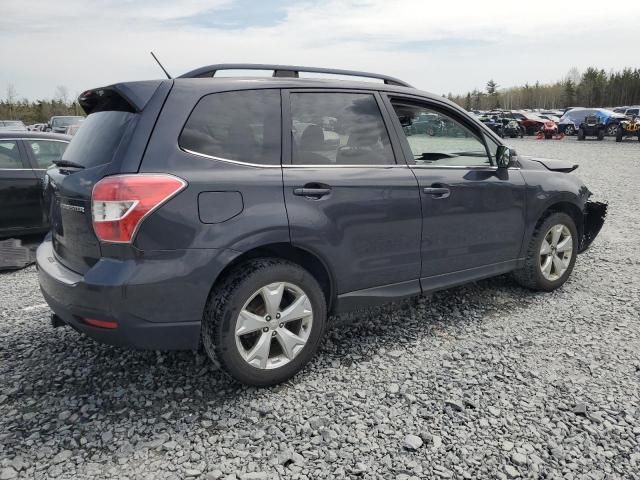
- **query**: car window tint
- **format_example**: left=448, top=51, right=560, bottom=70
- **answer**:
left=391, top=102, right=491, bottom=167
left=0, top=141, right=22, bottom=169
left=180, top=90, right=281, bottom=165
left=290, top=92, right=394, bottom=165
left=27, top=140, right=68, bottom=168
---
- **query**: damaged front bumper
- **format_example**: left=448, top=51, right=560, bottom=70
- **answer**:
left=578, top=200, right=607, bottom=253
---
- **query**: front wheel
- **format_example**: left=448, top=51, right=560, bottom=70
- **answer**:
left=512, top=212, right=578, bottom=291
left=577, top=128, right=585, bottom=140
left=607, top=124, right=618, bottom=136
left=597, top=129, right=605, bottom=141
left=202, top=258, right=327, bottom=386
left=565, top=125, right=575, bottom=136
left=616, top=127, right=623, bottom=142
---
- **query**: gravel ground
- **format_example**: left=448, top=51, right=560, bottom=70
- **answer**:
left=1, top=137, right=639, bottom=480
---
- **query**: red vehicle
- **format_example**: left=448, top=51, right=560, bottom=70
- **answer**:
left=510, top=111, right=546, bottom=135
left=539, top=120, right=559, bottom=139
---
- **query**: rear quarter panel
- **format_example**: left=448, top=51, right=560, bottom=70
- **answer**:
left=135, top=82, right=290, bottom=253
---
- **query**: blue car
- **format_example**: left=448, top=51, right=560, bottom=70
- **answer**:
left=559, top=108, right=625, bottom=136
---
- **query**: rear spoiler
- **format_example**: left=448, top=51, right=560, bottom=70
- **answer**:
left=78, top=80, right=167, bottom=115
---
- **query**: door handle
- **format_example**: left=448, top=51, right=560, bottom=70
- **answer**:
left=293, top=187, right=331, bottom=198
left=423, top=187, right=450, bottom=198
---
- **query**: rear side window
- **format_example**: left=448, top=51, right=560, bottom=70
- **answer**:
left=27, top=140, right=68, bottom=168
left=0, top=141, right=22, bottom=169
left=62, top=111, right=137, bottom=168
left=179, top=90, right=281, bottom=165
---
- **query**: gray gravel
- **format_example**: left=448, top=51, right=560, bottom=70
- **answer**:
left=1, top=136, right=639, bottom=479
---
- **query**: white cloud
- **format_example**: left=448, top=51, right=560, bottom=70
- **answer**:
left=3, top=0, right=640, bottom=100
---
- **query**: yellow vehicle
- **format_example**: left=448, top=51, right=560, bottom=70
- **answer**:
left=615, top=117, right=640, bottom=142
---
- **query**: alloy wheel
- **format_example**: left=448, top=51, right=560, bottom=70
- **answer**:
left=539, top=224, right=573, bottom=281
left=235, top=282, right=313, bottom=370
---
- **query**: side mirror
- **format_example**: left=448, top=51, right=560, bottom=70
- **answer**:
left=496, top=145, right=514, bottom=168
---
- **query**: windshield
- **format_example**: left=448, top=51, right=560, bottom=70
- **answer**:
left=52, top=116, right=84, bottom=127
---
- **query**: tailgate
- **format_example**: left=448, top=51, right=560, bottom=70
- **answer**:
left=45, top=80, right=170, bottom=274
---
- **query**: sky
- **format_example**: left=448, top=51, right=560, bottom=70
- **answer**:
left=3, top=0, right=640, bottom=100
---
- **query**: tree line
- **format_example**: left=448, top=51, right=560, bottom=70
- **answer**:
left=448, top=67, right=640, bottom=111
left=1, top=85, right=82, bottom=124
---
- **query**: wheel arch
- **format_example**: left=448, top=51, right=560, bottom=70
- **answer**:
left=208, top=243, right=335, bottom=314
left=535, top=200, right=584, bottom=242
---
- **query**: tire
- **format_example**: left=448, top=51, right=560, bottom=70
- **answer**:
left=597, top=129, right=604, bottom=141
left=606, top=124, right=618, bottom=136
left=577, top=128, right=585, bottom=141
left=512, top=212, right=578, bottom=291
left=616, top=127, right=623, bottom=142
left=545, top=132, right=552, bottom=140
left=202, top=258, right=327, bottom=386
left=565, top=125, right=575, bottom=136
left=519, top=127, right=524, bottom=138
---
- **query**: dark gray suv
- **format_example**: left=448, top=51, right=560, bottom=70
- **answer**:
left=37, top=64, right=606, bottom=386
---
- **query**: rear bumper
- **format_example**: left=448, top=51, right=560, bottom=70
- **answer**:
left=37, top=237, right=236, bottom=350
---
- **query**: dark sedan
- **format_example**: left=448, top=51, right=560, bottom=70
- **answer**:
left=0, top=131, right=70, bottom=238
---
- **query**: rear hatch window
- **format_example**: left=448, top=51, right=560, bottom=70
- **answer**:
left=61, top=111, right=137, bottom=168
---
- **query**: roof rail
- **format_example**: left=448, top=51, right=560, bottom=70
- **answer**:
left=178, top=63, right=412, bottom=88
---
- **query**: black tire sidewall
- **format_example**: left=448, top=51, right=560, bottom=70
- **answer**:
left=529, top=213, right=579, bottom=290
left=205, top=260, right=327, bottom=386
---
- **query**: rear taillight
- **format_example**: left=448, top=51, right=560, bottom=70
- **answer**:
left=92, top=174, right=186, bottom=243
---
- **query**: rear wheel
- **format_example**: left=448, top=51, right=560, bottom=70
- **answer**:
left=577, top=128, right=585, bottom=140
left=565, top=125, right=575, bottom=136
left=202, top=258, right=327, bottom=386
left=606, top=124, right=618, bottom=136
left=513, top=212, right=578, bottom=291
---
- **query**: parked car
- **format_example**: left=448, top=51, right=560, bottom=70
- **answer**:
left=537, top=114, right=560, bottom=123
left=509, top=111, right=546, bottom=135
left=64, top=124, right=82, bottom=136
left=0, top=132, right=70, bottom=238
left=540, top=120, right=559, bottom=139
left=476, top=114, right=504, bottom=137
left=0, top=120, right=27, bottom=131
left=27, top=123, right=47, bottom=132
left=46, top=116, right=84, bottom=134
left=37, top=64, right=606, bottom=386
left=503, top=118, right=524, bottom=138
left=559, top=108, right=625, bottom=136
left=615, top=116, right=640, bottom=142
left=577, top=114, right=606, bottom=141
left=613, top=106, right=640, bottom=116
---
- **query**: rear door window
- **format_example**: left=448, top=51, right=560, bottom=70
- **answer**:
left=27, top=140, right=68, bottom=168
left=0, top=141, right=24, bottom=169
left=179, top=89, right=281, bottom=165
left=289, top=92, right=395, bottom=165
left=61, top=111, right=138, bottom=168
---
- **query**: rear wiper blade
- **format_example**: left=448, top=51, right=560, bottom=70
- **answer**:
left=53, top=159, right=85, bottom=169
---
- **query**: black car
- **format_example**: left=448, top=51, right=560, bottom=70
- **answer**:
left=37, top=64, right=605, bottom=386
left=476, top=114, right=504, bottom=137
left=577, top=115, right=606, bottom=141
left=0, top=132, right=70, bottom=238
